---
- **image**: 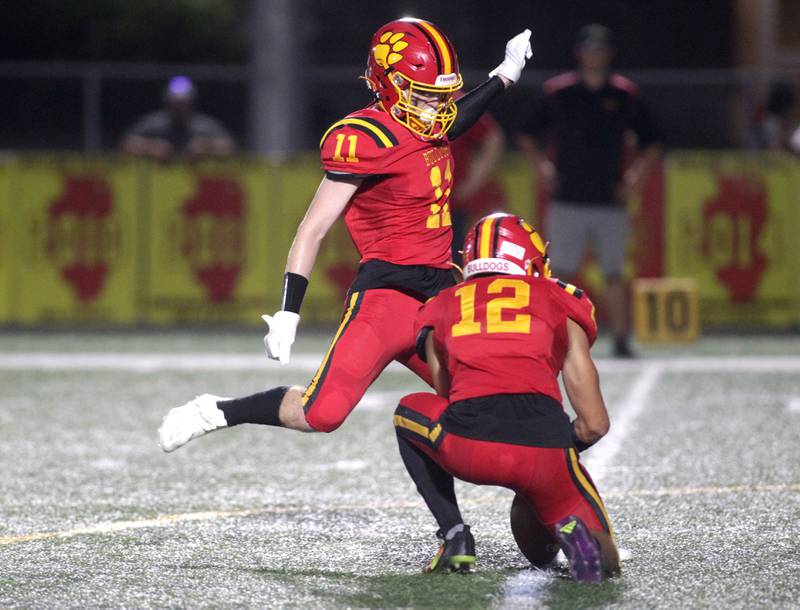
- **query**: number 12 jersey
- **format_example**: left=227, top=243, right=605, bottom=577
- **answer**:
left=416, top=275, right=598, bottom=404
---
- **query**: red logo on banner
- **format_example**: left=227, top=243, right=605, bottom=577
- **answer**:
left=46, top=176, right=117, bottom=302
left=181, top=177, right=245, bottom=302
left=702, top=176, right=767, bottom=302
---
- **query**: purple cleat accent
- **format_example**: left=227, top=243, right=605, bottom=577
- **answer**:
left=554, top=515, right=603, bottom=583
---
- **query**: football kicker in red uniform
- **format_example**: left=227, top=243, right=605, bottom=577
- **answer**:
left=158, top=23, right=533, bottom=447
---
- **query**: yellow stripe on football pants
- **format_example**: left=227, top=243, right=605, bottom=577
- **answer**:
left=302, top=292, right=360, bottom=406
left=568, top=448, right=615, bottom=537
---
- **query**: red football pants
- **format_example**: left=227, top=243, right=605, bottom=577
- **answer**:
left=394, top=392, right=613, bottom=534
left=301, top=289, right=431, bottom=432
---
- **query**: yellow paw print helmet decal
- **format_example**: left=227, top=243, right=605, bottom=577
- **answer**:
left=373, top=32, right=409, bottom=68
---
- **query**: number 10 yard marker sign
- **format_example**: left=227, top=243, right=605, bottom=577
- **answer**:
left=632, top=278, right=700, bottom=343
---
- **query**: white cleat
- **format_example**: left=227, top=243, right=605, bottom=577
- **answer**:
left=159, top=394, right=230, bottom=453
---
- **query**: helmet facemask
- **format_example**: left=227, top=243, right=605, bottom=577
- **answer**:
left=388, top=71, right=461, bottom=139
left=520, top=219, right=552, bottom=279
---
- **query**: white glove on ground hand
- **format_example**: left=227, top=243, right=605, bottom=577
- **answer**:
left=489, top=29, right=533, bottom=84
left=262, top=310, right=300, bottom=365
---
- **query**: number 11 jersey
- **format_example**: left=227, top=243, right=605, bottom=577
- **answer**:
left=320, top=106, right=453, bottom=269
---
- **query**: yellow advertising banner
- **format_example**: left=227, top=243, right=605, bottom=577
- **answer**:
left=3, top=152, right=797, bottom=328
left=143, top=160, right=278, bottom=324
left=13, top=156, right=140, bottom=324
left=495, top=154, right=536, bottom=220
left=0, top=160, right=14, bottom=323
left=666, top=152, right=800, bottom=326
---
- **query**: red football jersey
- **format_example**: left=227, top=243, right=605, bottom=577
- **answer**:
left=320, top=107, right=453, bottom=268
left=416, top=276, right=597, bottom=404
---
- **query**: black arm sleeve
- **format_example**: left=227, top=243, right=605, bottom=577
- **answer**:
left=448, top=76, right=505, bottom=140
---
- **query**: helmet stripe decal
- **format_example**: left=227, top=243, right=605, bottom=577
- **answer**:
left=478, top=216, right=495, bottom=260
left=412, top=23, right=443, bottom=74
left=491, top=219, right=501, bottom=259
left=418, top=21, right=452, bottom=74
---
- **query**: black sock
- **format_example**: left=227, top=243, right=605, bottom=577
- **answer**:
left=217, top=386, right=288, bottom=427
left=396, top=431, right=463, bottom=533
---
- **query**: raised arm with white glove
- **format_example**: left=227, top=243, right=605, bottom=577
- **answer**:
left=448, top=29, right=533, bottom=140
left=490, top=29, right=533, bottom=84
left=261, top=176, right=360, bottom=365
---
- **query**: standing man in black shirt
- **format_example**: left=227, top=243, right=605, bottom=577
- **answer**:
left=519, top=25, right=663, bottom=357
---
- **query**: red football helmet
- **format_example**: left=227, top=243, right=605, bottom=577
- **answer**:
left=462, top=213, right=551, bottom=280
left=365, top=18, right=463, bottom=139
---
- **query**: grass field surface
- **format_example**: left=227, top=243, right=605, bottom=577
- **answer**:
left=1, top=331, right=799, bottom=608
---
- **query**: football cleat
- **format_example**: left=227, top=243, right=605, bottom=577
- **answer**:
left=159, top=394, right=230, bottom=453
left=553, top=516, right=603, bottom=583
left=425, top=524, right=476, bottom=574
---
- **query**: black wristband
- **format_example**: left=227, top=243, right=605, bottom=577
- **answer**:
left=448, top=76, right=505, bottom=140
left=281, top=272, right=309, bottom=314
left=570, top=420, right=596, bottom=453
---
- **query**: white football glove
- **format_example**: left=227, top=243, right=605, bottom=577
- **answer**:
left=262, top=310, right=300, bottom=365
left=489, top=29, right=533, bottom=84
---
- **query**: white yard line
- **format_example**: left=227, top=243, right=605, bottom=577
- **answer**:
left=2, top=352, right=800, bottom=372
left=583, top=363, right=664, bottom=479
left=787, top=397, right=800, bottom=413
left=0, top=352, right=323, bottom=372
left=594, top=356, right=800, bottom=373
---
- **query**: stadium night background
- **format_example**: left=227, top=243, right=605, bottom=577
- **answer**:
left=1, top=0, right=799, bottom=607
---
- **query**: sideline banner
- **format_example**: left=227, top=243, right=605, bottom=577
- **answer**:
left=666, top=152, right=799, bottom=326
left=0, top=160, right=13, bottom=322
left=13, top=156, right=140, bottom=324
left=143, top=160, right=276, bottom=324
left=4, top=153, right=798, bottom=328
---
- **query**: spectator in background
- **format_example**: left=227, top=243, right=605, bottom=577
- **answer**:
left=518, top=24, right=663, bottom=358
left=756, top=81, right=796, bottom=151
left=449, top=100, right=505, bottom=265
left=121, top=76, right=235, bottom=161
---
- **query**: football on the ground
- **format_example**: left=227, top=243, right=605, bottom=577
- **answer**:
left=510, top=493, right=560, bottom=567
